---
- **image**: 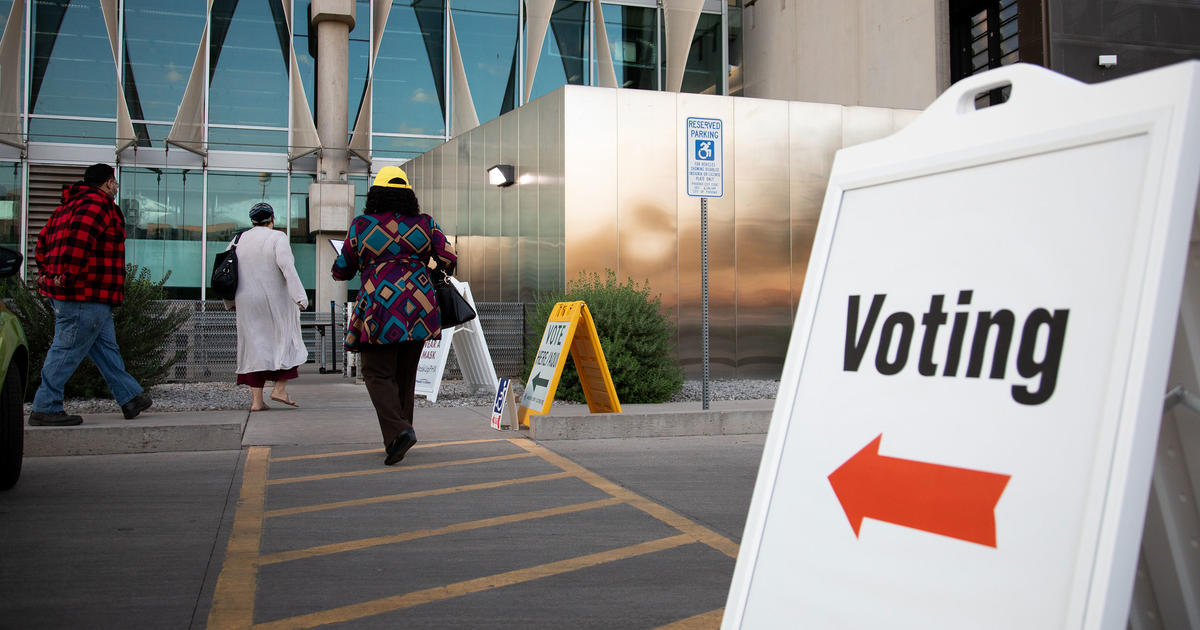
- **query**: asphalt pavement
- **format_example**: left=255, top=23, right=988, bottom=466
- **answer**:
left=0, top=371, right=772, bottom=629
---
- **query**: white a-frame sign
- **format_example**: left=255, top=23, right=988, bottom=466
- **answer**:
left=724, top=62, right=1200, bottom=630
left=415, top=278, right=498, bottom=402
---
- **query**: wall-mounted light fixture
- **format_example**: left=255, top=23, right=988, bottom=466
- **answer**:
left=487, top=164, right=515, bottom=187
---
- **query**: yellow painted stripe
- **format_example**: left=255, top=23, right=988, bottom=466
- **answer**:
left=655, top=608, right=725, bottom=629
left=260, top=497, right=623, bottom=565
left=509, top=439, right=740, bottom=559
left=264, top=471, right=573, bottom=518
left=252, top=534, right=695, bottom=630
left=206, top=446, right=271, bottom=630
left=267, top=452, right=536, bottom=486
left=268, top=439, right=509, bottom=463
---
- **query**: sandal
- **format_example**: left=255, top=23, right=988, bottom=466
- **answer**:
left=250, top=404, right=271, bottom=412
left=270, top=395, right=299, bottom=408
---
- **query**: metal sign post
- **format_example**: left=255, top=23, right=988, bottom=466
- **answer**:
left=686, top=117, right=724, bottom=410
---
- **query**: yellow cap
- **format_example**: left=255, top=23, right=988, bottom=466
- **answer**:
left=372, top=166, right=412, bottom=189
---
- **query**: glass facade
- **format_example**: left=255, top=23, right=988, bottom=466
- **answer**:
left=123, top=0, right=207, bottom=147
left=451, top=0, right=519, bottom=120
left=528, top=1, right=590, bottom=103
left=119, top=167, right=203, bottom=298
left=29, top=0, right=116, bottom=142
left=0, top=162, right=19, bottom=253
left=604, top=4, right=658, bottom=90
left=209, top=0, right=290, bottom=129
left=4, top=1, right=732, bottom=297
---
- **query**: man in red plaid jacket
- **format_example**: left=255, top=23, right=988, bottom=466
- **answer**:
left=29, top=164, right=152, bottom=426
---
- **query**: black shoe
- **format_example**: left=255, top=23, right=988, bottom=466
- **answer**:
left=121, top=393, right=153, bottom=419
left=385, top=429, right=417, bottom=466
left=28, top=411, right=83, bottom=426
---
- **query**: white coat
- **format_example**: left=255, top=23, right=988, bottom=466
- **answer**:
left=224, top=226, right=309, bottom=374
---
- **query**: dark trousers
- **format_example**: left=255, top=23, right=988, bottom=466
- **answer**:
left=359, top=341, right=424, bottom=446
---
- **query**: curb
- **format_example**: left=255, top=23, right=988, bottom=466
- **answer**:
left=529, top=407, right=773, bottom=440
left=23, top=411, right=247, bottom=457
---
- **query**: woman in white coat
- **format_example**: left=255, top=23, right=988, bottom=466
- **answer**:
left=225, top=202, right=309, bottom=411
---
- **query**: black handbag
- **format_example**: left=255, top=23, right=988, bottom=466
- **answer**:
left=210, top=231, right=243, bottom=300
left=433, top=269, right=476, bottom=328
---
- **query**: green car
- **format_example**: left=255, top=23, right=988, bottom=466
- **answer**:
left=0, top=246, right=28, bottom=490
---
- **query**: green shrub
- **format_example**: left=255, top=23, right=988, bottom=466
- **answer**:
left=2, top=264, right=191, bottom=400
left=524, top=270, right=683, bottom=404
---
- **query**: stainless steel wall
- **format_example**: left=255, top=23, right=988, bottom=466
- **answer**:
left=406, top=86, right=917, bottom=378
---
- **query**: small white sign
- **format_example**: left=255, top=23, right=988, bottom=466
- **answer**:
left=414, top=334, right=453, bottom=402
left=685, top=117, right=723, bottom=198
left=521, top=321, right=570, bottom=411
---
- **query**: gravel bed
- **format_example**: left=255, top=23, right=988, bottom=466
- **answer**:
left=28, top=379, right=779, bottom=414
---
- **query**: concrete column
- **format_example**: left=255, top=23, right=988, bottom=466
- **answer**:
left=309, top=0, right=356, bottom=312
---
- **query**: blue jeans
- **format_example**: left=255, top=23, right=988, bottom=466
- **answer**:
left=32, top=299, right=143, bottom=413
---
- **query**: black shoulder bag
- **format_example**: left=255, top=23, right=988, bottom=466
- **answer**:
left=433, top=268, right=476, bottom=329
left=210, top=231, right=243, bottom=300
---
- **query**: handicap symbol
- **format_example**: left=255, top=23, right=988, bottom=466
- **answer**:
left=694, top=140, right=715, bottom=161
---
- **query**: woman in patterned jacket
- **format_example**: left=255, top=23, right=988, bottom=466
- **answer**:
left=332, top=166, right=456, bottom=466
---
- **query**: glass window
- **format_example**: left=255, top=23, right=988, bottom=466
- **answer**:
left=208, top=127, right=289, bottom=153
left=451, top=0, right=518, bottom=120
left=370, top=135, right=443, bottom=161
left=294, top=0, right=370, bottom=134
left=0, top=162, right=21, bottom=253
left=289, top=173, right=315, bottom=297
left=205, top=171, right=288, bottom=291
left=210, top=0, right=290, bottom=127
left=30, top=0, right=117, bottom=120
left=119, top=167, right=203, bottom=299
left=123, top=0, right=207, bottom=147
left=374, top=0, right=446, bottom=137
left=676, top=13, right=722, bottom=94
left=528, top=1, right=590, bottom=102
left=27, top=117, right=114, bottom=144
left=602, top=4, right=657, bottom=91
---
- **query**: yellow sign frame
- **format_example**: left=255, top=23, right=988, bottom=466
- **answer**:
left=518, top=301, right=621, bottom=426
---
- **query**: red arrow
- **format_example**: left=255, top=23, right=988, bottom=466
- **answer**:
left=827, top=434, right=1011, bottom=547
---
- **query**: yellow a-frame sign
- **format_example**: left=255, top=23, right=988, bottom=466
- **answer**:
left=518, top=301, right=621, bottom=427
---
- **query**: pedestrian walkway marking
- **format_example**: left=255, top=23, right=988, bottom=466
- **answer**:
left=264, top=471, right=573, bottom=518
left=266, top=452, right=535, bottom=486
left=207, top=446, right=270, bottom=630
left=510, top=439, right=740, bottom=558
left=654, top=608, right=725, bottom=629
left=250, top=534, right=696, bottom=630
left=260, top=497, right=623, bottom=565
left=209, top=439, right=740, bottom=629
left=268, top=439, right=507, bottom=463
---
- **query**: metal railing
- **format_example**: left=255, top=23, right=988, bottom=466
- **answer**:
left=165, top=301, right=525, bottom=383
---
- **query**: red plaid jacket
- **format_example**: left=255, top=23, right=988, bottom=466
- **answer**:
left=35, top=183, right=127, bottom=305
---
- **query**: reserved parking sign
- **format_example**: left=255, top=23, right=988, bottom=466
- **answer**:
left=724, top=62, right=1200, bottom=629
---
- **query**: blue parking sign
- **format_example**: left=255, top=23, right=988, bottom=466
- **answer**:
left=685, top=117, right=723, bottom=197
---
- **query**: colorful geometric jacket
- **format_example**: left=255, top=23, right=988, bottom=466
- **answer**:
left=331, top=212, right=457, bottom=350
left=35, top=183, right=127, bottom=305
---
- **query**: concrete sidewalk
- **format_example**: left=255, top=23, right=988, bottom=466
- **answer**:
left=23, top=372, right=775, bottom=456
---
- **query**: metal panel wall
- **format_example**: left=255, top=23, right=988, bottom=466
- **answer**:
left=563, top=88, right=619, bottom=288
left=615, top=89, right=679, bottom=320
left=408, top=86, right=918, bottom=379
left=498, top=111, right=520, bottom=302
left=789, top=102, right=843, bottom=310
left=517, top=102, right=541, bottom=304
left=733, top=97, right=792, bottom=377
left=538, top=91, right=565, bottom=294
